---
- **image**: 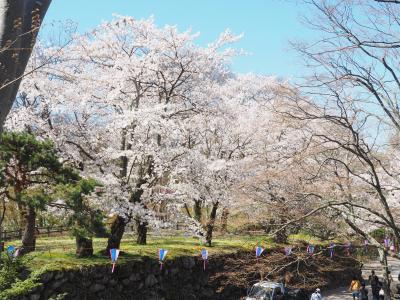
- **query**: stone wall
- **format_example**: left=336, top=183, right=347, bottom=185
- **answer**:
left=14, top=250, right=362, bottom=300
left=18, top=256, right=214, bottom=300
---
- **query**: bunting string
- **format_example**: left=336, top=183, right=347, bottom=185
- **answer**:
left=1, top=237, right=396, bottom=275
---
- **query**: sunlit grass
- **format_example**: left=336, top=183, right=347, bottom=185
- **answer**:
left=4, top=233, right=330, bottom=271
left=4, top=233, right=277, bottom=270
left=289, top=233, right=322, bottom=245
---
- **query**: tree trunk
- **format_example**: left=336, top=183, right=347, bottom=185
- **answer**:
left=17, top=202, right=27, bottom=230
left=205, top=202, right=219, bottom=247
left=273, top=228, right=288, bottom=244
left=0, top=0, right=52, bottom=130
left=220, top=207, right=229, bottom=234
left=136, top=218, right=147, bottom=245
left=105, top=215, right=126, bottom=254
left=194, top=200, right=202, bottom=222
left=76, top=236, right=93, bottom=258
left=264, top=219, right=275, bottom=234
left=0, top=225, right=3, bottom=252
left=20, top=205, right=36, bottom=255
left=104, top=130, right=130, bottom=254
left=273, top=218, right=288, bottom=244
left=378, top=248, right=391, bottom=298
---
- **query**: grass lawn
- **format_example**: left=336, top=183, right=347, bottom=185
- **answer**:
left=4, top=233, right=324, bottom=271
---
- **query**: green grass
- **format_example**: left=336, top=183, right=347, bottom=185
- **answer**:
left=289, top=233, right=322, bottom=245
left=5, top=233, right=279, bottom=271
left=4, top=233, right=327, bottom=271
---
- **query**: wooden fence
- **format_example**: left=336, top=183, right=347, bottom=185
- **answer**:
left=0, top=226, right=68, bottom=242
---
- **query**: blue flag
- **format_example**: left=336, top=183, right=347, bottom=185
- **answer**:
left=110, top=248, right=120, bottom=263
left=109, top=248, right=120, bottom=273
left=159, top=249, right=168, bottom=261
left=201, top=249, right=208, bottom=270
left=7, top=245, right=15, bottom=256
left=159, top=249, right=168, bottom=270
left=255, top=246, right=264, bottom=258
left=201, top=249, right=208, bottom=260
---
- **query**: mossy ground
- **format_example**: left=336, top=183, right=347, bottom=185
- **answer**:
left=4, top=233, right=325, bottom=271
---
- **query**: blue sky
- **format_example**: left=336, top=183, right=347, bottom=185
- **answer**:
left=45, top=0, right=315, bottom=79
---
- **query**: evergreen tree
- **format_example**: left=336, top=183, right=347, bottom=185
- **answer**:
left=58, top=178, right=106, bottom=257
left=0, top=132, right=78, bottom=254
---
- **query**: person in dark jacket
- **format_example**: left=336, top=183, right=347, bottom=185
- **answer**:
left=275, top=289, right=285, bottom=300
left=360, top=282, right=368, bottom=300
left=371, top=277, right=382, bottom=300
left=369, top=270, right=377, bottom=285
left=396, top=273, right=400, bottom=297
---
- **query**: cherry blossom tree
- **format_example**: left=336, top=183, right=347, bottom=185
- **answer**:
left=6, top=16, right=243, bottom=247
left=169, top=74, right=281, bottom=245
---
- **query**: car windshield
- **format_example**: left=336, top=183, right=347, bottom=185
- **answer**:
left=248, top=286, right=273, bottom=299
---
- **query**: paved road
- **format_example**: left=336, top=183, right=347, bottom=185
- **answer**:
left=324, top=257, right=400, bottom=300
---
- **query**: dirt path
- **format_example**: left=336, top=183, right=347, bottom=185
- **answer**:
left=324, top=257, right=400, bottom=300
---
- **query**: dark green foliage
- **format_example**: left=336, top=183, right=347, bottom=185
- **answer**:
left=0, top=132, right=82, bottom=254
left=0, top=252, right=42, bottom=300
left=0, top=252, right=22, bottom=291
left=0, top=132, right=106, bottom=257
left=0, top=272, right=43, bottom=299
left=60, top=178, right=107, bottom=240
left=0, top=132, right=79, bottom=209
left=57, top=179, right=106, bottom=257
left=370, top=227, right=387, bottom=242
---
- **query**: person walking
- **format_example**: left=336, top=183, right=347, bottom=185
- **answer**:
left=349, top=276, right=361, bottom=300
left=396, top=273, right=400, bottom=298
left=310, top=288, right=323, bottom=300
left=372, top=277, right=383, bottom=300
left=274, top=289, right=285, bottom=300
left=359, top=282, right=368, bottom=300
left=369, top=270, right=378, bottom=284
left=387, top=270, right=394, bottom=292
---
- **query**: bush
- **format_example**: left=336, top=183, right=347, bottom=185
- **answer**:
left=370, top=228, right=386, bottom=242
left=0, top=252, right=23, bottom=291
left=0, top=252, right=42, bottom=299
left=0, top=273, right=42, bottom=299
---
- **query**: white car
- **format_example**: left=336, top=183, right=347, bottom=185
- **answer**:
left=246, top=281, right=285, bottom=300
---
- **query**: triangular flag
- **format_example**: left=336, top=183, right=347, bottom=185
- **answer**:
left=7, top=245, right=15, bottom=256
left=201, top=249, right=208, bottom=270
left=110, top=248, right=120, bottom=262
left=159, top=249, right=168, bottom=270
left=384, top=237, right=389, bottom=248
left=329, top=243, right=335, bottom=258
left=255, top=246, right=264, bottom=258
left=159, top=249, right=168, bottom=261
left=110, top=248, right=120, bottom=273
left=201, top=249, right=208, bottom=260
